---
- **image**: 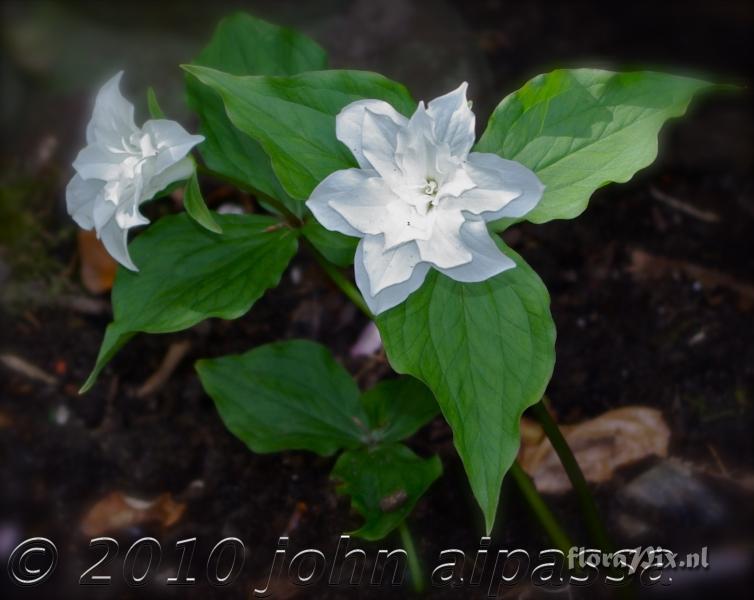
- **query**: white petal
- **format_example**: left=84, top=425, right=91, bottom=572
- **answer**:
left=328, top=182, right=404, bottom=237
left=65, top=174, right=103, bottom=230
left=395, top=102, right=434, bottom=183
left=382, top=206, right=433, bottom=250
left=437, top=166, right=475, bottom=199
left=426, top=82, right=475, bottom=158
left=306, top=168, right=386, bottom=237
left=98, top=218, right=138, bottom=271
left=354, top=236, right=430, bottom=315
left=436, top=218, right=515, bottom=282
left=85, top=71, right=138, bottom=147
left=141, top=156, right=195, bottom=202
left=72, top=144, right=127, bottom=181
left=93, top=194, right=117, bottom=230
left=458, top=152, right=544, bottom=221
left=336, top=100, right=408, bottom=169
left=361, top=235, right=422, bottom=294
left=415, top=209, right=472, bottom=269
left=361, top=109, right=404, bottom=185
left=114, top=200, right=149, bottom=230
left=142, top=120, right=204, bottom=175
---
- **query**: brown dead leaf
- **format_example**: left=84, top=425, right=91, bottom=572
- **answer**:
left=78, top=230, right=117, bottom=294
left=519, top=406, right=670, bottom=493
left=80, top=491, right=186, bottom=537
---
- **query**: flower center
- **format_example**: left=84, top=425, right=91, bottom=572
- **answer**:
left=422, top=178, right=439, bottom=197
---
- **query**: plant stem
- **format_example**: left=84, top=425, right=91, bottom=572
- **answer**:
left=399, top=521, right=425, bottom=594
left=530, top=400, right=613, bottom=553
left=510, top=461, right=573, bottom=555
left=308, top=244, right=373, bottom=319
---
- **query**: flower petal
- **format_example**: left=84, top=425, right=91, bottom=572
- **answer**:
left=93, top=192, right=118, bottom=230
left=355, top=236, right=430, bottom=315
left=458, top=152, right=544, bottom=221
left=426, top=82, right=475, bottom=158
left=336, top=100, right=408, bottom=169
left=306, top=168, right=387, bottom=238
left=328, top=183, right=405, bottom=237
left=114, top=198, right=150, bottom=230
left=361, top=109, right=404, bottom=186
left=72, top=144, right=128, bottom=181
left=395, top=102, right=434, bottom=184
left=85, top=71, right=138, bottom=147
left=141, top=156, right=196, bottom=202
left=142, top=120, right=204, bottom=175
left=66, top=174, right=104, bottom=230
left=436, top=218, right=515, bottom=282
left=382, top=205, right=434, bottom=250
left=98, top=218, right=138, bottom=271
left=415, top=209, right=472, bottom=269
left=361, top=235, right=422, bottom=294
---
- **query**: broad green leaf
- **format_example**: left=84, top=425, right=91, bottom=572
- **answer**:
left=81, top=213, right=298, bottom=392
left=361, top=378, right=439, bottom=445
left=302, top=217, right=358, bottom=267
left=196, top=340, right=369, bottom=456
left=184, top=170, right=222, bottom=234
left=146, top=86, right=165, bottom=119
left=182, top=65, right=416, bottom=200
left=185, top=12, right=328, bottom=217
left=476, top=69, right=712, bottom=224
left=376, top=243, right=555, bottom=532
left=332, top=444, right=442, bottom=540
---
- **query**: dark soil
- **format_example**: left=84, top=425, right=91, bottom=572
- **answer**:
left=1, top=1, right=752, bottom=599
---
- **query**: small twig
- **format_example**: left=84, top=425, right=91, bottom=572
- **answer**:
left=57, top=295, right=110, bottom=316
left=650, top=185, right=720, bottom=223
left=706, top=444, right=730, bottom=477
left=0, top=353, right=58, bottom=386
left=134, top=341, right=191, bottom=398
left=628, top=249, right=754, bottom=301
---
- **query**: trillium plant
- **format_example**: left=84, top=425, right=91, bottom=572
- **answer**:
left=68, top=11, right=716, bottom=578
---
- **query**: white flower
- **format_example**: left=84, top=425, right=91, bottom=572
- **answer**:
left=66, top=72, right=204, bottom=270
left=306, top=83, right=544, bottom=315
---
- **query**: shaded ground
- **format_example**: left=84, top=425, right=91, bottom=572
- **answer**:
left=1, top=0, right=753, bottom=598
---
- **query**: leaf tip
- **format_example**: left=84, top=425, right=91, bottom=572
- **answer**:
left=78, top=375, right=95, bottom=395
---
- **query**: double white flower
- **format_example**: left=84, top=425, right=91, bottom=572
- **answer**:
left=66, top=72, right=204, bottom=270
left=307, top=83, right=544, bottom=315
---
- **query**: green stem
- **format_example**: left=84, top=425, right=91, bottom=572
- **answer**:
left=510, top=462, right=573, bottom=555
left=530, top=400, right=613, bottom=552
left=399, top=521, right=425, bottom=594
left=308, top=243, right=373, bottom=319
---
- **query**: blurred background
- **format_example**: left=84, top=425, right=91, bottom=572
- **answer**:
left=1, top=0, right=752, bottom=598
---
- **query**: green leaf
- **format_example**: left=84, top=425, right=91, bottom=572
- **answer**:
left=376, top=242, right=555, bottom=532
left=182, top=65, right=416, bottom=200
left=81, top=213, right=298, bottom=392
left=185, top=12, right=328, bottom=217
left=196, top=340, right=369, bottom=455
left=302, top=217, right=358, bottom=267
left=361, top=378, right=439, bottom=445
left=146, top=86, right=165, bottom=119
left=332, top=444, right=442, bottom=540
left=476, top=69, right=712, bottom=224
left=184, top=170, right=222, bottom=234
